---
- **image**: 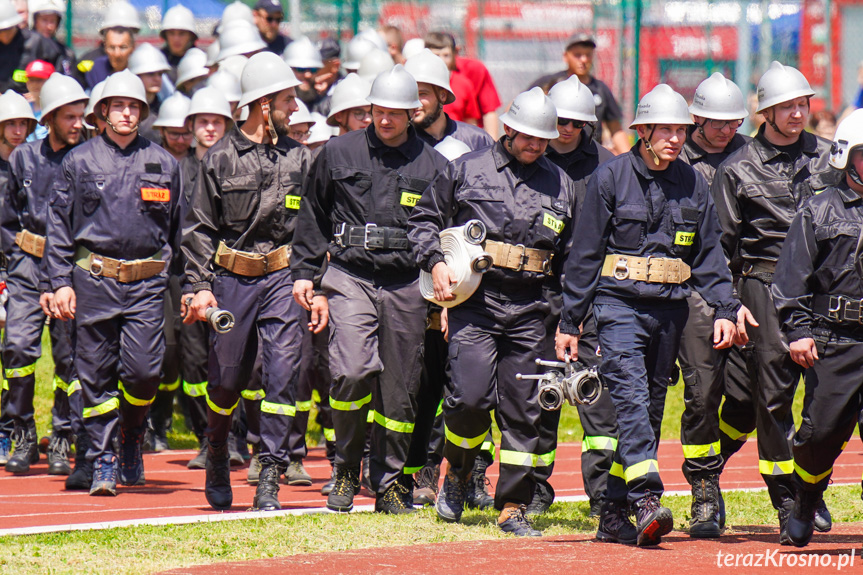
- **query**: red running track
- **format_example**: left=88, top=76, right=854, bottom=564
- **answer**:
left=1, top=438, right=862, bottom=536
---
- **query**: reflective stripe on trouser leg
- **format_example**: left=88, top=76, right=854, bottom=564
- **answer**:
left=738, top=277, right=800, bottom=508
left=717, top=343, right=757, bottom=466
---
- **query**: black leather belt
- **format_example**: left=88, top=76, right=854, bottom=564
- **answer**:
left=333, top=223, right=409, bottom=250
left=813, top=294, right=863, bottom=324
left=742, top=260, right=777, bottom=285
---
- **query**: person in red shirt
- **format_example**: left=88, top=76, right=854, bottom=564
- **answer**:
left=454, top=55, right=501, bottom=138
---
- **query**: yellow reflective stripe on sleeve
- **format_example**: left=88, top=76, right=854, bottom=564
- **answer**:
left=499, top=449, right=556, bottom=468
left=183, top=381, right=207, bottom=398
left=609, top=461, right=624, bottom=479
left=329, top=393, right=373, bottom=412
left=444, top=424, right=488, bottom=450
left=794, top=462, right=832, bottom=485
left=159, top=380, right=180, bottom=392
left=260, top=401, right=296, bottom=417
left=295, top=400, right=313, bottom=412
left=240, top=388, right=265, bottom=401
left=323, top=427, right=335, bottom=442
left=718, top=417, right=749, bottom=441
left=759, top=459, right=794, bottom=476
left=371, top=410, right=414, bottom=434
left=5, top=363, right=37, bottom=379
left=582, top=435, right=618, bottom=452
left=403, top=466, right=422, bottom=475
left=52, top=375, right=69, bottom=393
left=12, top=70, right=27, bottom=83
left=207, top=395, right=240, bottom=416
left=67, top=380, right=81, bottom=395
left=681, top=440, right=721, bottom=459
left=118, top=381, right=155, bottom=406
left=435, top=399, right=444, bottom=417
left=83, top=397, right=120, bottom=418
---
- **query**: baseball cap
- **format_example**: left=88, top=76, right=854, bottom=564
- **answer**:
left=25, top=60, right=55, bottom=80
left=319, top=37, right=340, bottom=60
left=254, top=0, right=283, bottom=15
left=565, top=33, right=596, bottom=50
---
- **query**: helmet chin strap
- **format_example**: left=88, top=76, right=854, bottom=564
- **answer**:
left=105, top=118, right=138, bottom=135
left=260, top=97, right=278, bottom=144
left=642, top=124, right=660, bottom=166
left=849, top=165, right=863, bottom=187
left=764, top=109, right=790, bottom=140
left=696, top=121, right=721, bottom=150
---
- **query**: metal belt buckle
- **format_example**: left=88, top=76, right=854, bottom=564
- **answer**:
left=828, top=296, right=843, bottom=321
left=363, top=223, right=378, bottom=250
left=89, top=255, right=104, bottom=276
left=333, top=223, right=346, bottom=248
left=613, top=256, right=629, bottom=280
left=542, top=253, right=554, bottom=275
left=852, top=298, right=863, bottom=324
left=513, top=244, right=527, bottom=271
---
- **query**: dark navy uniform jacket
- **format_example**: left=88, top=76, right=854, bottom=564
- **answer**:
left=559, top=145, right=739, bottom=336
left=182, top=127, right=312, bottom=293
left=546, top=134, right=614, bottom=220
left=415, top=114, right=494, bottom=151
left=679, top=131, right=749, bottom=185
left=408, top=139, right=578, bottom=299
left=291, top=125, right=449, bottom=286
left=46, top=132, right=182, bottom=291
left=773, top=181, right=863, bottom=342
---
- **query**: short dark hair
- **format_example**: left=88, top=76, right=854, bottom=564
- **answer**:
left=423, top=31, right=455, bottom=51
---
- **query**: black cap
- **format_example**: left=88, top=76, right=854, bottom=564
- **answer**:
left=565, top=32, right=596, bottom=50
left=319, top=37, right=341, bottom=60
left=254, top=0, right=283, bottom=15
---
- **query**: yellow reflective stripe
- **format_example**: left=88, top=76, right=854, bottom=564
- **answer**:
left=67, top=380, right=81, bottom=395
left=444, top=424, right=487, bottom=450
left=5, top=363, right=37, bottom=379
left=323, top=427, right=335, bottom=442
left=206, top=395, right=240, bottom=416
left=366, top=410, right=374, bottom=423
left=83, top=397, right=120, bottom=418
left=481, top=440, right=495, bottom=461
left=329, top=393, right=372, bottom=412
left=759, top=459, right=794, bottom=476
left=183, top=381, right=207, bottom=398
left=261, top=400, right=296, bottom=417
left=12, top=70, right=27, bottom=83
left=841, top=441, right=848, bottom=451
left=681, top=440, right=721, bottom=459
left=311, top=389, right=321, bottom=403
left=609, top=461, right=624, bottom=479
left=582, top=435, right=618, bottom=452
left=371, top=410, right=414, bottom=434
left=241, top=388, right=265, bottom=401
left=159, top=380, right=180, bottom=392
left=53, top=375, right=69, bottom=393
left=1, top=378, right=7, bottom=390
left=295, top=400, right=313, bottom=412
left=794, top=462, right=832, bottom=485
left=622, top=459, right=660, bottom=483
left=403, top=466, right=422, bottom=475
left=435, top=399, right=444, bottom=417
left=499, top=449, right=556, bottom=468
left=718, top=417, right=749, bottom=441
left=118, top=381, right=155, bottom=406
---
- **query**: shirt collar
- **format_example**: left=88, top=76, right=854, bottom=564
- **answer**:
left=836, top=179, right=863, bottom=205
left=365, top=124, right=422, bottom=158
left=628, top=144, right=681, bottom=184
left=100, top=130, right=143, bottom=153
left=229, top=126, right=296, bottom=154
left=492, top=138, right=541, bottom=179
left=753, top=123, right=820, bottom=161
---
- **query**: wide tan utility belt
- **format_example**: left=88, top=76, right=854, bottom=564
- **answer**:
left=483, top=239, right=553, bottom=274
left=15, top=229, right=45, bottom=258
left=601, top=254, right=691, bottom=284
left=215, top=241, right=290, bottom=277
left=75, top=246, right=165, bottom=282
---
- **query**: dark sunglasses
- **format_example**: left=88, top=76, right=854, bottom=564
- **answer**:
left=266, top=16, right=283, bottom=23
left=295, top=67, right=320, bottom=75
left=557, top=118, right=588, bottom=129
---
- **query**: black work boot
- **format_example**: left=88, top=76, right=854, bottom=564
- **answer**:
left=321, top=463, right=336, bottom=496
left=326, top=465, right=361, bottom=512
left=227, top=432, right=244, bottom=467
left=689, top=474, right=721, bottom=538
left=253, top=461, right=284, bottom=511
left=375, top=481, right=417, bottom=514
left=718, top=482, right=726, bottom=529
left=596, top=499, right=637, bottom=545
left=633, top=494, right=674, bottom=547
left=360, top=455, right=372, bottom=494
left=787, top=490, right=819, bottom=547
left=6, top=425, right=39, bottom=474
left=778, top=497, right=795, bottom=545
left=526, top=481, right=555, bottom=517
left=435, top=468, right=468, bottom=523
left=205, top=441, right=233, bottom=511
left=813, top=497, right=832, bottom=533
left=118, top=426, right=146, bottom=486
left=413, top=462, right=440, bottom=506
left=589, top=498, right=603, bottom=518
left=498, top=504, right=542, bottom=537
left=66, top=434, right=94, bottom=490
left=465, top=457, right=494, bottom=510
left=47, top=433, right=72, bottom=476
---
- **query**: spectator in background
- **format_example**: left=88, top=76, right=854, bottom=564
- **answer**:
left=312, top=36, right=343, bottom=117
left=13, top=0, right=24, bottom=27
left=30, top=0, right=76, bottom=77
left=529, top=33, right=629, bottom=155
left=74, top=1, right=140, bottom=87
left=159, top=4, right=198, bottom=85
left=0, top=0, right=57, bottom=94
left=451, top=36, right=502, bottom=139
left=382, top=24, right=405, bottom=64
left=254, top=0, right=290, bottom=55
left=23, top=60, right=52, bottom=141
left=84, top=27, right=135, bottom=89
left=423, top=32, right=482, bottom=127
left=809, top=109, right=837, bottom=140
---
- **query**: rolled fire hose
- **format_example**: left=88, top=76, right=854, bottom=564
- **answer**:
left=420, top=220, right=493, bottom=308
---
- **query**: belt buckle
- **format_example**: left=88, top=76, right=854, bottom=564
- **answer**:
left=513, top=244, right=527, bottom=272
left=363, top=223, right=378, bottom=251
left=89, top=255, right=104, bottom=276
left=613, top=256, right=629, bottom=280
left=333, top=223, right=346, bottom=248
left=828, top=296, right=843, bottom=321
left=541, top=253, right=554, bottom=276
left=851, top=298, right=863, bottom=324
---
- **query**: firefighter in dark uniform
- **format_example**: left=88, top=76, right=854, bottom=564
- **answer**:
left=1, top=74, right=86, bottom=478
left=713, top=62, right=839, bottom=539
left=556, top=84, right=748, bottom=547
left=46, top=70, right=182, bottom=496
left=182, top=52, right=312, bottom=512
left=0, top=90, right=37, bottom=466
left=73, top=1, right=140, bottom=88
left=544, top=75, right=617, bottom=518
left=676, top=72, right=750, bottom=537
left=292, top=65, right=449, bottom=514
left=404, top=48, right=495, bottom=508
left=771, top=110, right=863, bottom=546
left=158, top=4, right=197, bottom=86
left=408, top=87, right=578, bottom=536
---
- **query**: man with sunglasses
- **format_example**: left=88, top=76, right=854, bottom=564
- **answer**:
left=254, top=0, right=291, bottom=56
left=713, top=61, right=841, bottom=543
